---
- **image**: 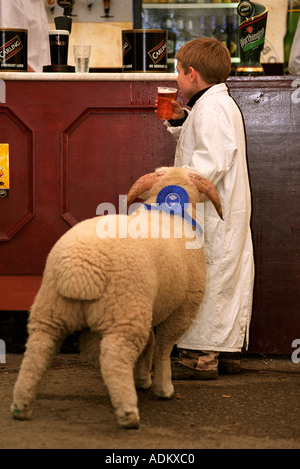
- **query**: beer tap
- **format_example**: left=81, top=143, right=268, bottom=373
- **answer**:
left=85, top=0, right=95, bottom=11
left=55, top=0, right=74, bottom=33
left=236, top=1, right=268, bottom=76
left=63, top=5, right=77, bottom=17
left=101, top=0, right=113, bottom=18
left=56, top=0, right=77, bottom=17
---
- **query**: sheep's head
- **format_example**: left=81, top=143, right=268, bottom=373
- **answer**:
left=126, top=167, right=223, bottom=220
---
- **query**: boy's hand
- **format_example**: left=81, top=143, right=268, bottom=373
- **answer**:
left=169, top=101, right=186, bottom=120
left=155, top=99, right=186, bottom=121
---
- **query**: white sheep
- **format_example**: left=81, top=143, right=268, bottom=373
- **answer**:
left=11, top=167, right=222, bottom=429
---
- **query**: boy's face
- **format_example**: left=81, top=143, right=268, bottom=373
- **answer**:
left=176, top=61, right=195, bottom=100
left=176, top=60, right=212, bottom=98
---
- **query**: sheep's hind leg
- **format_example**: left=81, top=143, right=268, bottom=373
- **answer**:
left=100, top=333, right=142, bottom=429
left=134, top=329, right=154, bottom=390
left=153, top=302, right=199, bottom=399
left=152, top=328, right=175, bottom=400
left=11, top=330, right=60, bottom=420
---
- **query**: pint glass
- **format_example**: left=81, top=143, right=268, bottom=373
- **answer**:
left=156, top=87, right=178, bottom=120
left=49, top=30, right=69, bottom=65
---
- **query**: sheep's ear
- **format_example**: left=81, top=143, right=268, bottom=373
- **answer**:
left=188, top=173, right=223, bottom=220
left=126, top=171, right=166, bottom=207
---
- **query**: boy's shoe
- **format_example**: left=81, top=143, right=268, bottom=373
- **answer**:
left=218, top=352, right=241, bottom=374
left=171, top=350, right=219, bottom=380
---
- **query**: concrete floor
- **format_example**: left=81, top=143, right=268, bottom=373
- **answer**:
left=1, top=354, right=299, bottom=450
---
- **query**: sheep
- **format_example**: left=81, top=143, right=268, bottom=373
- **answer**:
left=11, top=167, right=222, bottom=429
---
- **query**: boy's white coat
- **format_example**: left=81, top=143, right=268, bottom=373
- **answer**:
left=167, top=83, right=254, bottom=351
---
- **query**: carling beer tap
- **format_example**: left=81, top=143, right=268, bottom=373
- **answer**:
left=236, top=1, right=268, bottom=76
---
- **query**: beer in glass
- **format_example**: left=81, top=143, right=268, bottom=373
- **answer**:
left=156, top=87, right=178, bottom=120
left=49, top=30, right=69, bottom=65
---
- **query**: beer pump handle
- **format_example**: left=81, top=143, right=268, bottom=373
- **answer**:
left=54, top=15, right=73, bottom=33
left=63, top=6, right=77, bottom=17
left=56, top=0, right=77, bottom=18
left=235, top=1, right=268, bottom=76
left=101, top=0, right=113, bottom=18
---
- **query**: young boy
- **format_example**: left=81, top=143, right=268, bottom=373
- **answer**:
left=162, top=38, right=254, bottom=379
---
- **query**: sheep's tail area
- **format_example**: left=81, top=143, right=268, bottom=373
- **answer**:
left=55, top=258, right=106, bottom=301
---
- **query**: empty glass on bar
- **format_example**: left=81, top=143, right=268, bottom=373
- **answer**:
left=73, top=45, right=91, bottom=73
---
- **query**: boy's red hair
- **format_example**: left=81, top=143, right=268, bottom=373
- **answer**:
left=175, top=37, right=231, bottom=84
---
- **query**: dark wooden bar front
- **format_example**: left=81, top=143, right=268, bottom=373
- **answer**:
left=0, top=74, right=299, bottom=354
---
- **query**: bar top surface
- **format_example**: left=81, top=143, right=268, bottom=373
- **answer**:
left=0, top=72, right=294, bottom=84
left=0, top=72, right=177, bottom=81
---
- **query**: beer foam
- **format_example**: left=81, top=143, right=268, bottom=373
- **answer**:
left=158, top=87, right=177, bottom=94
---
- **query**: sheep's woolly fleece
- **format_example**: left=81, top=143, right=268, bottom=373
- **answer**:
left=11, top=167, right=222, bottom=429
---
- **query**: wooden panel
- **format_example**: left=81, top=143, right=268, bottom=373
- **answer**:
left=251, top=262, right=300, bottom=353
left=0, top=275, right=42, bottom=310
left=227, top=77, right=300, bottom=353
left=62, top=107, right=175, bottom=225
left=0, top=106, right=34, bottom=241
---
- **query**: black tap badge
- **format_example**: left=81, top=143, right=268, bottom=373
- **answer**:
left=57, top=0, right=74, bottom=8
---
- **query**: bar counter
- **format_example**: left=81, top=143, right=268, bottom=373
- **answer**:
left=0, top=72, right=299, bottom=353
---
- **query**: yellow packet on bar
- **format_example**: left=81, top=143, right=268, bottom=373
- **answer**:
left=0, top=143, right=9, bottom=198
